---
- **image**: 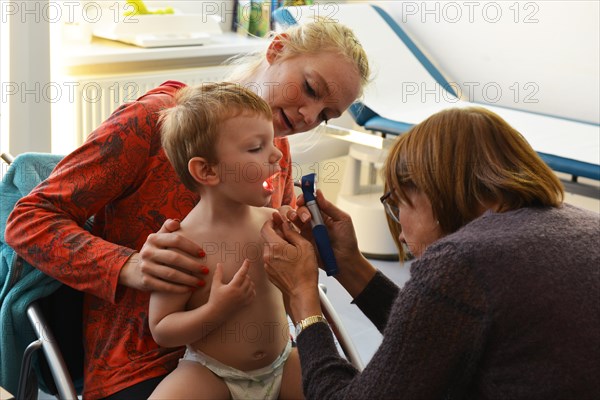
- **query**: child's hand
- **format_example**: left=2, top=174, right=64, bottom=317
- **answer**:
left=208, top=259, right=255, bottom=314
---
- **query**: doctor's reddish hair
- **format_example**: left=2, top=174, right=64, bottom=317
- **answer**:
left=384, top=107, right=564, bottom=236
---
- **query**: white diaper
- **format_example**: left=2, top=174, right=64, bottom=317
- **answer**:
left=181, top=341, right=292, bottom=400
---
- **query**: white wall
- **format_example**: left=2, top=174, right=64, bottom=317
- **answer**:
left=377, top=0, right=599, bottom=124
left=1, top=0, right=52, bottom=156
left=0, top=0, right=238, bottom=156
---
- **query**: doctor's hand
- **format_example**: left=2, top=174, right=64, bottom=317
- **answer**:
left=261, top=216, right=322, bottom=322
left=287, top=190, right=378, bottom=298
left=261, top=216, right=320, bottom=298
left=119, top=219, right=209, bottom=293
left=290, top=190, right=363, bottom=266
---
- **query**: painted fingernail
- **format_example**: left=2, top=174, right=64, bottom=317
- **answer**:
left=200, top=267, right=210, bottom=275
left=197, top=280, right=206, bottom=287
left=289, top=211, right=298, bottom=220
left=172, top=218, right=181, bottom=222
left=199, top=250, right=206, bottom=257
left=300, top=213, right=310, bottom=223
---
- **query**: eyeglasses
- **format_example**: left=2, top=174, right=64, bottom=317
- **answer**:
left=380, top=191, right=400, bottom=224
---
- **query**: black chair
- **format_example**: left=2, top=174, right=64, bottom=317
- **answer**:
left=17, top=284, right=83, bottom=400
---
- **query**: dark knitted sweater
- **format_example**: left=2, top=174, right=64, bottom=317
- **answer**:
left=297, top=204, right=600, bottom=399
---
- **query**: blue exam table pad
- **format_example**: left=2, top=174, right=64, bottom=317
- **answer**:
left=275, top=4, right=600, bottom=181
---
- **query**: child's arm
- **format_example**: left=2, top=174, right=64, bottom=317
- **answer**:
left=149, top=260, right=254, bottom=347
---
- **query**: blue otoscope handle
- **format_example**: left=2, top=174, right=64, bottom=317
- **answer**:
left=300, top=173, right=338, bottom=276
left=312, top=224, right=339, bottom=276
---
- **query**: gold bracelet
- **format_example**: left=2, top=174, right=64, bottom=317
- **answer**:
left=295, top=315, right=328, bottom=337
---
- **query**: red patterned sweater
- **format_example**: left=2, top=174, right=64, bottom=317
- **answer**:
left=5, top=81, right=296, bottom=399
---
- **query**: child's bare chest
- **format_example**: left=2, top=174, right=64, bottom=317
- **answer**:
left=185, top=222, right=273, bottom=309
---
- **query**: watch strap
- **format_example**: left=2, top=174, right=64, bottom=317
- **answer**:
left=295, top=315, right=328, bottom=337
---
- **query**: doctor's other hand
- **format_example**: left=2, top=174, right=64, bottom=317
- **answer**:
left=275, top=205, right=295, bottom=222
left=119, top=218, right=209, bottom=293
left=291, top=190, right=377, bottom=298
left=261, top=216, right=320, bottom=298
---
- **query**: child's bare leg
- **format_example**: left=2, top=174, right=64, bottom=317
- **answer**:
left=149, top=360, right=230, bottom=400
left=279, top=347, right=304, bottom=400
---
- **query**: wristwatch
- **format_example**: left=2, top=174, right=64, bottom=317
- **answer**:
left=295, top=315, right=328, bottom=337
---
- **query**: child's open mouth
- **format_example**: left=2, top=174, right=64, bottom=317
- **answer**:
left=263, top=172, right=280, bottom=194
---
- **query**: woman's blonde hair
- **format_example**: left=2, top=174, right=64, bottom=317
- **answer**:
left=227, top=18, right=370, bottom=96
left=160, top=82, right=272, bottom=191
left=383, top=107, right=564, bottom=253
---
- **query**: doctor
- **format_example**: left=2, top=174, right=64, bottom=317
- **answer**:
left=261, top=107, right=600, bottom=399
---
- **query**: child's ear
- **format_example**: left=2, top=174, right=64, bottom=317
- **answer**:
left=188, top=157, right=220, bottom=186
left=266, top=33, right=289, bottom=64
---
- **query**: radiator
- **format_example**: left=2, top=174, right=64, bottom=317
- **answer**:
left=60, top=66, right=232, bottom=151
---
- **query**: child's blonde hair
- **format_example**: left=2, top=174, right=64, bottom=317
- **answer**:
left=227, top=18, right=370, bottom=96
left=160, top=82, right=272, bottom=191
